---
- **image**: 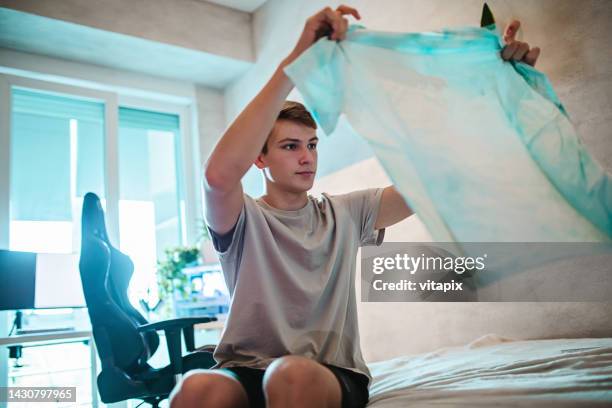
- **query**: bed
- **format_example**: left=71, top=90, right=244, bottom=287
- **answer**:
left=367, top=334, right=612, bottom=407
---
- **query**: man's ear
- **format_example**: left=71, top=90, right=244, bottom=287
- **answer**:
left=254, top=153, right=266, bottom=169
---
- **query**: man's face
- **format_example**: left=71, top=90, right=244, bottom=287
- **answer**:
left=255, top=120, right=318, bottom=193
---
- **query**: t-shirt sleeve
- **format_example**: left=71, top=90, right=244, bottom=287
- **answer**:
left=207, top=201, right=247, bottom=261
left=333, top=188, right=386, bottom=246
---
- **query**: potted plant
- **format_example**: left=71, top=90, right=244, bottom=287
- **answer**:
left=156, top=219, right=218, bottom=317
left=156, top=246, right=200, bottom=317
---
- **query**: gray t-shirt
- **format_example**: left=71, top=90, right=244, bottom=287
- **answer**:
left=208, top=188, right=385, bottom=385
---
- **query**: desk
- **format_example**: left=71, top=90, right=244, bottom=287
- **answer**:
left=194, top=320, right=225, bottom=331
left=0, top=330, right=92, bottom=347
left=0, top=330, right=98, bottom=408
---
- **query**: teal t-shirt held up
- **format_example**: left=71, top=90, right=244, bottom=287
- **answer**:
left=285, top=24, right=612, bottom=243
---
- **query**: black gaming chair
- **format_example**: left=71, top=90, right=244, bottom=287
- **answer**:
left=79, top=192, right=217, bottom=407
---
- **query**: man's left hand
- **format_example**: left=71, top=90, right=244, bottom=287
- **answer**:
left=501, top=20, right=541, bottom=67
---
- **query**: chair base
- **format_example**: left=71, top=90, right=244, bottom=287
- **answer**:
left=143, top=396, right=164, bottom=407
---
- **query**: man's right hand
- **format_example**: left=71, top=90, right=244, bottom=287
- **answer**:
left=284, top=5, right=361, bottom=67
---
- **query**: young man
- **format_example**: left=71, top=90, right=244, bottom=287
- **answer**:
left=171, top=5, right=540, bottom=408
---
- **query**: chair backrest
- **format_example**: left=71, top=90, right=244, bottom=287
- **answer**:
left=79, top=192, right=159, bottom=373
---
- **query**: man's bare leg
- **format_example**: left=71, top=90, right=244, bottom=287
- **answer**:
left=169, top=369, right=249, bottom=408
left=263, top=356, right=342, bottom=408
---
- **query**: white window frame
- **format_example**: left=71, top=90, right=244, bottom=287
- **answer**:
left=0, top=73, right=201, bottom=250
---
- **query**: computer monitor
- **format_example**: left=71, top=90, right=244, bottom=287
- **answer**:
left=0, top=249, right=36, bottom=310
left=0, top=249, right=86, bottom=310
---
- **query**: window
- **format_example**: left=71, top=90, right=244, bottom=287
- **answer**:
left=5, top=85, right=191, bottom=306
left=118, top=107, right=185, bottom=305
left=9, top=88, right=105, bottom=254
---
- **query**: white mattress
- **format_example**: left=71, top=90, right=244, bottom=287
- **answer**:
left=367, top=334, right=612, bottom=407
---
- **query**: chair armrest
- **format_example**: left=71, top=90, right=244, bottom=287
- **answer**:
left=197, top=344, right=217, bottom=353
left=137, top=316, right=218, bottom=381
left=136, top=316, right=217, bottom=333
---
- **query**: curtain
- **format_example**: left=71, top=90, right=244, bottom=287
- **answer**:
left=11, top=88, right=104, bottom=221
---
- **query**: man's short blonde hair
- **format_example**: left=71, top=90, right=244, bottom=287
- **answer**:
left=262, top=101, right=317, bottom=154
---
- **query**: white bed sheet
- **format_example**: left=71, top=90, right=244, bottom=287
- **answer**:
left=367, top=334, right=612, bottom=407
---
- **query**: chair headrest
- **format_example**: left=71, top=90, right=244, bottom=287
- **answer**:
left=82, top=192, right=110, bottom=245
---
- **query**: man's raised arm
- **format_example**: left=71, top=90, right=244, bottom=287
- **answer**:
left=203, top=5, right=360, bottom=235
left=203, top=65, right=294, bottom=235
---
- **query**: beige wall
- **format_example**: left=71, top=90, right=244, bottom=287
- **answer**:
left=196, top=85, right=227, bottom=172
left=0, top=0, right=253, bottom=62
left=224, top=0, right=612, bottom=362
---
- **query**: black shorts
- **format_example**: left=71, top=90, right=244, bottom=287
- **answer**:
left=216, top=364, right=369, bottom=408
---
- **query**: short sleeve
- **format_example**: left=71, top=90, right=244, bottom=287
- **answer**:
left=207, top=201, right=247, bottom=261
left=332, top=188, right=386, bottom=246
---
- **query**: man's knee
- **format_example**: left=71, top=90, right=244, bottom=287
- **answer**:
left=264, top=356, right=320, bottom=389
left=170, top=370, right=248, bottom=408
left=263, top=356, right=340, bottom=404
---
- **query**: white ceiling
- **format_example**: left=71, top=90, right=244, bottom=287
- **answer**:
left=0, top=7, right=251, bottom=88
left=204, top=0, right=268, bottom=13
